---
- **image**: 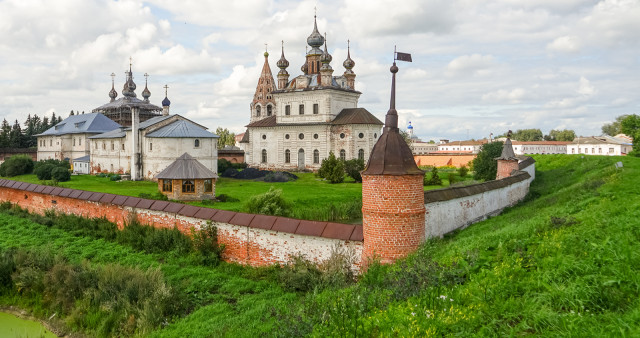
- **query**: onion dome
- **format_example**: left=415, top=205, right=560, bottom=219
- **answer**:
left=306, top=15, right=325, bottom=48
left=276, top=42, right=289, bottom=70
left=142, top=73, right=151, bottom=102
left=162, top=84, right=171, bottom=106
left=122, top=64, right=137, bottom=98
left=301, top=61, right=309, bottom=74
left=109, top=73, right=118, bottom=102
left=407, top=121, right=413, bottom=130
left=343, top=41, right=355, bottom=70
left=320, top=35, right=332, bottom=64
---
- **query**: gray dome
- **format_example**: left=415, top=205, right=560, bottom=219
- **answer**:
left=306, top=16, right=324, bottom=48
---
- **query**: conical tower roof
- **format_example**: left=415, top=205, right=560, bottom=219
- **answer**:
left=252, top=50, right=276, bottom=111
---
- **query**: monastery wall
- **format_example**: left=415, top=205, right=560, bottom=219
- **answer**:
left=0, top=179, right=363, bottom=269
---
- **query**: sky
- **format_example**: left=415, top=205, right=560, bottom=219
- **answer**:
left=0, top=0, right=638, bottom=142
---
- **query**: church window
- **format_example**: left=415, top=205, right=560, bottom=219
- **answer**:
left=285, top=134, right=290, bottom=139
left=262, top=134, right=266, bottom=140
left=285, top=149, right=290, bottom=163
left=182, top=180, right=195, bottom=193
left=50, top=140, right=53, bottom=146
left=149, top=143, right=153, bottom=151
left=313, top=149, right=319, bottom=164
left=299, top=133, right=304, bottom=140
left=256, top=105, right=261, bottom=116
left=79, top=138, right=81, bottom=146
left=358, top=149, right=365, bottom=161
left=73, top=138, right=76, bottom=146
left=122, top=143, right=125, bottom=151
left=94, top=141, right=97, bottom=149
left=299, top=104, right=304, bottom=115
left=204, top=179, right=213, bottom=193
left=111, top=142, right=114, bottom=150
left=267, top=105, right=272, bottom=116
left=313, top=104, right=319, bottom=114
left=340, top=133, right=345, bottom=139
left=374, top=133, right=377, bottom=139
left=285, top=105, right=291, bottom=115
left=102, top=143, right=106, bottom=150
left=609, top=148, right=614, bottom=154
left=313, top=134, right=318, bottom=139
left=162, top=179, right=172, bottom=192
left=261, top=149, right=267, bottom=163
left=340, top=149, right=346, bottom=161
left=316, top=61, right=320, bottom=73
left=194, top=139, right=200, bottom=148
left=358, top=132, right=364, bottom=139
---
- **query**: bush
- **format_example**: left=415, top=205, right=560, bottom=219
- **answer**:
left=218, top=159, right=232, bottom=174
left=109, top=174, right=121, bottom=181
left=216, top=194, right=239, bottom=202
left=245, top=187, right=292, bottom=216
left=192, top=222, right=225, bottom=266
left=318, top=151, right=344, bottom=184
left=34, top=159, right=70, bottom=172
left=138, top=192, right=169, bottom=201
left=34, top=163, right=56, bottom=180
left=0, top=155, right=34, bottom=177
left=51, top=166, right=71, bottom=182
left=343, top=158, right=364, bottom=183
left=424, top=166, right=442, bottom=186
left=448, top=173, right=456, bottom=185
left=278, top=245, right=356, bottom=292
left=473, top=141, right=503, bottom=181
left=458, top=165, right=469, bottom=177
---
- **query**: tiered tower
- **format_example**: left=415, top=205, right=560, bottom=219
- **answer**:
left=304, top=14, right=324, bottom=76
left=496, top=131, right=519, bottom=179
left=276, top=41, right=290, bottom=90
left=343, top=40, right=356, bottom=89
left=361, top=61, right=425, bottom=265
left=250, top=49, right=276, bottom=123
left=319, top=34, right=333, bottom=86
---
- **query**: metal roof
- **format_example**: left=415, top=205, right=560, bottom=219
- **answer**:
left=245, top=108, right=382, bottom=128
left=570, top=136, right=632, bottom=145
left=35, top=113, right=121, bottom=136
left=155, top=153, right=218, bottom=179
left=496, top=138, right=518, bottom=161
left=89, top=128, right=126, bottom=139
left=73, top=155, right=90, bottom=162
left=92, top=96, right=162, bottom=113
left=146, top=119, right=219, bottom=138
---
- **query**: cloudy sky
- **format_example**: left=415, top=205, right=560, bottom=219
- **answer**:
left=0, top=0, right=638, bottom=142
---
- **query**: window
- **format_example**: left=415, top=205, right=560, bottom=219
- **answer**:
left=256, top=105, right=261, bottom=116
left=182, top=180, right=195, bottom=193
left=262, top=134, right=266, bottom=140
left=599, top=148, right=602, bottom=154
left=162, top=179, right=172, bottom=192
left=261, top=149, right=267, bottom=163
left=313, top=149, right=319, bottom=164
left=194, top=139, right=200, bottom=148
left=358, top=149, right=365, bottom=161
left=591, top=148, right=595, bottom=154
left=299, top=133, right=304, bottom=140
left=340, top=149, right=346, bottom=161
left=285, top=134, right=290, bottom=140
left=340, top=133, right=345, bottom=139
left=111, top=141, right=114, bottom=150
left=358, top=132, right=364, bottom=139
left=609, top=148, right=614, bottom=154
left=79, top=138, right=81, bottom=146
left=267, top=105, right=272, bottom=116
left=314, top=134, right=318, bottom=139
left=313, top=103, right=319, bottom=114
left=50, top=140, right=52, bottom=146
left=103, top=143, right=106, bottom=150
left=122, top=143, right=125, bottom=150
left=374, top=133, right=377, bottom=139
left=285, top=105, right=290, bottom=115
left=285, top=149, right=291, bottom=163
left=94, top=141, right=97, bottom=149
left=299, top=104, right=304, bottom=115
left=149, top=143, right=153, bottom=151
left=204, top=179, right=213, bottom=193
left=73, top=138, right=76, bottom=146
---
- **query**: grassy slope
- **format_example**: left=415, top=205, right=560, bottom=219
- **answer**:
left=306, top=154, right=640, bottom=336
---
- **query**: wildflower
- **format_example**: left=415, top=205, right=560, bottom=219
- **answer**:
left=411, top=312, right=416, bottom=316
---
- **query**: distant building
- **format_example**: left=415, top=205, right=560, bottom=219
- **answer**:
left=156, top=153, right=218, bottom=201
left=72, top=155, right=90, bottom=175
left=436, top=140, right=488, bottom=153
left=511, top=141, right=570, bottom=155
left=568, top=135, right=633, bottom=156
left=411, top=141, right=438, bottom=155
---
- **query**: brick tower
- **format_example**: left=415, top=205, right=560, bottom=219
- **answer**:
left=361, top=61, right=425, bottom=265
left=496, top=132, right=519, bottom=179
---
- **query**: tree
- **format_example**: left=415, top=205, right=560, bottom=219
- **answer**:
left=621, top=114, right=640, bottom=156
left=472, top=141, right=504, bottom=181
left=343, top=158, right=364, bottom=183
left=0, top=119, right=10, bottom=148
left=318, top=151, right=344, bottom=183
left=9, top=120, right=25, bottom=148
left=601, top=115, right=628, bottom=136
left=215, top=127, right=236, bottom=149
left=545, top=129, right=576, bottom=142
left=400, top=130, right=413, bottom=151
left=511, top=129, right=543, bottom=141
left=423, top=166, right=442, bottom=186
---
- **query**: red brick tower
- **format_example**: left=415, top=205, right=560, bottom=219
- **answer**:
left=361, top=61, right=425, bottom=265
left=496, top=132, right=519, bottom=179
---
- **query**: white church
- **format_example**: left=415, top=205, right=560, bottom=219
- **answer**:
left=239, top=15, right=383, bottom=170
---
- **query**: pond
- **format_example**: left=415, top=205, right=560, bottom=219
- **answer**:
left=0, top=311, right=58, bottom=338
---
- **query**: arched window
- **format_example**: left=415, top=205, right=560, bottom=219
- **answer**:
left=194, top=139, right=200, bottom=148
left=340, top=149, right=346, bottom=161
left=261, top=149, right=267, bottom=163
left=267, top=105, right=272, bottom=116
left=285, top=149, right=291, bottom=163
left=358, top=149, right=365, bottom=161
left=256, top=105, right=261, bottom=116
left=313, top=149, right=319, bottom=164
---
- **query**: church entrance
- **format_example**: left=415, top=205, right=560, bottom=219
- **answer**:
left=298, top=149, right=305, bottom=170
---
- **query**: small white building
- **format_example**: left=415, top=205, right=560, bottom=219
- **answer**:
left=72, top=155, right=90, bottom=174
left=511, top=141, right=570, bottom=155
left=411, top=141, right=438, bottom=155
left=568, top=136, right=633, bottom=156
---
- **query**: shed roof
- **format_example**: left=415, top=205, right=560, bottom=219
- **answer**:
left=36, top=113, right=121, bottom=136
left=155, top=153, right=218, bottom=179
left=73, top=155, right=90, bottom=162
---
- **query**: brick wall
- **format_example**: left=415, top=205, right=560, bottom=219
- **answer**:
left=0, top=180, right=363, bottom=269
left=361, top=174, right=425, bottom=264
left=496, top=159, right=520, bottom=180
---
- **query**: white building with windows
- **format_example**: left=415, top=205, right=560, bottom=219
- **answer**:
left=511, top=141, right=570, bottom=155
left=436, top=140, right=488, bottom=153
left=240, top=16, right=383, bottom=170
left=567, top=136, right=633, bottom=156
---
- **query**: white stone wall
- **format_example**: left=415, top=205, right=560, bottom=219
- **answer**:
left=143, top=137, right=217, bottom=179
left=275, top=89, right=359, bottom=124
left=512, top=144, right=566, bottom=155
left=567, top=143, right=630, bottom=156
left=37, top=134, right=91, bottom=161
left=424, top=163, right=535, bottom=238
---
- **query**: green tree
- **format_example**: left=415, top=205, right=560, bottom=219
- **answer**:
left=545, top=129, right=576, bottom=141
left=343, top=158, right=364, bottom=183
left=621, top=114, right=640, bottom=156
left=472, top=141, right=504, bottom=181
left=0, top=119, right=10, bottom=148
left=601, top=115, right=628, bottom=136
left=511, top=129, right=543, bottom=141
left=400, top=130, right=413, bottom=151
left=215, top=127, right=236, bottom=149
left=9, top=120, right=24, bottom=148
left=423, top=166, right=442, bottom=186
left=318, top=151, right=344, bottom=184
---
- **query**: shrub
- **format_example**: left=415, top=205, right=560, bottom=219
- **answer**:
left=51, top=166, right=71, bottom=182
left=343, top=158, right=364, bottom=183
left=245, top=187, right=292, bottom=216
left=138, top=192, right=169, bottom=201
left=448, top=173, right=456, bottom=185
left=192, top=222, right=225, bottom=266
left=109, top=174, right=121, bottom=181
left=424, top=166, right=442, bottom=186
left=218, top=158, right=232, bottom=174
left=216, top=194, right=239, bottom=202
left=0, top=155, right=34, bottom=177
left=318, top=151, right=344, bottom=184
left=34, top=163, right=56, bottom=180
left=458, top=165, right=469, bottom=177
left=34, top=159, right=70, bottom=172
left=473, top=141, right=503, bottom=181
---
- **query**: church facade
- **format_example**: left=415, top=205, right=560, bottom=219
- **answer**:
left=240, top=16, right=383, bottom=170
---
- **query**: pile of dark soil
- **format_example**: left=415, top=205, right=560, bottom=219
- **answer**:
left=221, top=167, right=298, bottom=182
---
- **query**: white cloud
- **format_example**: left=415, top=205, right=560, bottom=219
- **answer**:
left=446, top=54, right=496, bottom=77
left=482, top=88, right=526, bottom=103
left=547, top=35, right=581, bottom=52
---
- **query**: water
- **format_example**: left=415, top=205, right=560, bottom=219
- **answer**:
left=0, top=311, right=57, bottom=338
